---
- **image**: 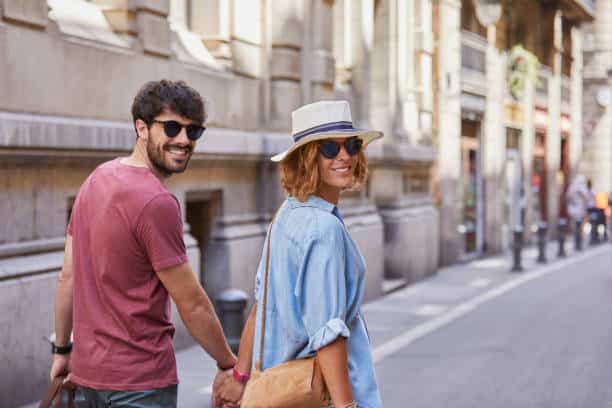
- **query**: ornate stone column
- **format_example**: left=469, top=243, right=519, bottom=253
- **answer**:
left=268, top=0, right=304, bottom=131
left=471, top=0, right=505, bottom=253
left=333, top=0, right=375, bottom=127
left=546, top=9, right=563, bottom=230
left=569, top=26, right=583, bottom=177
left=416, top=0, right=434, bottom=143
left=433, top=0, right=462, bottom=264
left=371, top=0, right=398, bottom=142
left=306, top=0, right=336, bottom=101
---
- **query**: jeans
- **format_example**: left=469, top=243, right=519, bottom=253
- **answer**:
left=79, top=384, right=177, bottom=408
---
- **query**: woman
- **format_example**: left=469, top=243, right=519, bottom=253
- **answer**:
left=215, top=100, right=383, bottom=408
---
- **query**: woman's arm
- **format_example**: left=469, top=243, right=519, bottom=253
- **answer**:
left=215, top=304, right=257, bottom=406
left=235, top=303, right=257, bottom=374
left=317, top=337, right=354, bottom=407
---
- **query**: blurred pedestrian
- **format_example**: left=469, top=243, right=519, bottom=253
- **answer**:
left=214, top=101, right=383, bottom=408
left=567, top=174, right=589, bottom=230
left=50, top=80, right=236, bottom=407
left=595, top=190, right=609, bottom=241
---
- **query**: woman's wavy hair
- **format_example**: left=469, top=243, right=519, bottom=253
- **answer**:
left=280, top=140, right=369, bottom=202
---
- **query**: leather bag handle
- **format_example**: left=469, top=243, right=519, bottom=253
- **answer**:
left=255, top=216, right=275, bottom=372
left=39, top=376, right=76, bottom=408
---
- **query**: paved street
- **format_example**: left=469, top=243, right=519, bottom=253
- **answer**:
left=372, top=245, right=612, bottom=408
left=171, top=242, right=612, bottom=408
left=24, top=242, right=612, bottom=408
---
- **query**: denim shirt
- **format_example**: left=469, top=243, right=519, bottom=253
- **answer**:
left=253, top=196, right=382, bottom=408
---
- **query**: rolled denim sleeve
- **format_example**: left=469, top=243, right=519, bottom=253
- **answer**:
left=295, top=220, right=350, bottom=351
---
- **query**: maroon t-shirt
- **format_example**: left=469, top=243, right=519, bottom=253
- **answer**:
left=67, top=158, right=187, bottom=390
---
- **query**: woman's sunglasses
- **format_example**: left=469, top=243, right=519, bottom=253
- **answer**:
left=319, top=137, right=363, bottom=159
left=151, top=120, right=206, bottom=141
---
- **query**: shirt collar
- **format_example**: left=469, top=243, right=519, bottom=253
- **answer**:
left=288, top=195, right=337, bottom=214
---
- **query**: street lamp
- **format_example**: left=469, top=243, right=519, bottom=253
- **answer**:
left=473, top=0, right=503, bottom=27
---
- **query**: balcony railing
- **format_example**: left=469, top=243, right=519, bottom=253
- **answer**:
left=461, top=30, right=487, bottom=74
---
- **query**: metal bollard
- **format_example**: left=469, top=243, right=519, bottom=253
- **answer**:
left=511, top=226, right=524, bottom=272
left=215, top=289, right=248, bottom=353
left=589, top=212, right=599, bottom=245
left=537, top=222, right=548, bottom=264
left=557, top=218, right=567, bottom=258
left=574, top=220, right=583, bottom=251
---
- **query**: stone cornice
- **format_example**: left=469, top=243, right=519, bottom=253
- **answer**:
left=0, top=112, right=436, bottom=166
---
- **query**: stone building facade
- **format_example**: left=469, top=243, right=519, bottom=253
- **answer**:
left=1, top=1, right=438, bottom=405
left=581, top=0, right=612, bottom=192
left=435, top=0, right=594, bottom=263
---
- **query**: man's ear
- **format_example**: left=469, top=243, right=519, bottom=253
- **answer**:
left=135, top=119, right=149, bottom=140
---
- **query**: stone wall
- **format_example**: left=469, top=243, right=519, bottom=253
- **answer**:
left=0, top=1, right=440, bottom=405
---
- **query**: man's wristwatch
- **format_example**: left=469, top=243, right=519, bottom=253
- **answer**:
left=51, top=342, right=73, bottom=355
left=232, top=367, right=251, bottom=385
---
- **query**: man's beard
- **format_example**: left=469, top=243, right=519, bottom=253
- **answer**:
left=146, top=139, right=192, bottom=177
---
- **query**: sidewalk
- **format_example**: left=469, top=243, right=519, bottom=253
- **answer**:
left=175, top=238, right=601, bottom=407
left=23, top=238, right=606, bottom=407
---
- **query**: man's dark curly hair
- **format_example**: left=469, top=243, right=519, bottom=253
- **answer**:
left=131, top=80, right=206, bottom=135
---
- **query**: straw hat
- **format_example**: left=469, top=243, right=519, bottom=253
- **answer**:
left=271, top=100, right=383, bottom=162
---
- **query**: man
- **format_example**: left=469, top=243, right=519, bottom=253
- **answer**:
left=51, top=80, right=236, bottom=407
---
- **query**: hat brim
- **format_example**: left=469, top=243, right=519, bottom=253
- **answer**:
left=270, top=129, right=383, bottom=162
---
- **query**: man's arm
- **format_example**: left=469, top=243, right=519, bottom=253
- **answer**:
left=50, top=235, right=74, bottom=380
left=156, top=262, right=236, bottom=369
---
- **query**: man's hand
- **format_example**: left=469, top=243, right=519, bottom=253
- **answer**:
left=215, top=373, right=245, bottom=408
left=50, top=354, right=71, bottom=382
left=212, top=369, right=238, bottom=408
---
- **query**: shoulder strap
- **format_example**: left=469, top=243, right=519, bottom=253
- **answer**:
left=255, top=214, right=276, bottom=371
left=39, top=377, right=75, bottom=408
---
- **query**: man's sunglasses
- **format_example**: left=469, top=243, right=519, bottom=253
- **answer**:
left=319, top=137, right=363, bottom=159
left=151, top=120, right=206, bottom=141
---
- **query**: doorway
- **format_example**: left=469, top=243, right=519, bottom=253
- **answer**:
left=460, top=119, right=484, bottom=256
left=532, top=130, right=547, bottom=222
left=503, top=128, right=523, bottom=250
left=185, top=190, right=222, bottom=292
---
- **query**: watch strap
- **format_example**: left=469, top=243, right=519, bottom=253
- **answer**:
left=232, top=366, right=250, bottom=385
left=51, top=342, right=73, bottom=355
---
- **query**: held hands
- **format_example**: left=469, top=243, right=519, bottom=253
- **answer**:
left=212, top=369, right=246, bottom=408
left=49, top=353, right=72, bottom=382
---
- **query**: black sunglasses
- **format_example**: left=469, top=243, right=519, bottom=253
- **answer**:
left=319, top=137, right=363, bottom=159
left=151, top=120, right=206, bottom=141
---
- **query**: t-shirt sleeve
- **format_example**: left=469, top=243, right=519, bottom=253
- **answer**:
left=294, top=221, right=350, bottom=352
left=136, top=194, right=188, bottom=271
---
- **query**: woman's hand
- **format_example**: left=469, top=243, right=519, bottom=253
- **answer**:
left=215, top=375, right=245, bottom=408
left=212, top=369, right=236, bottom=408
